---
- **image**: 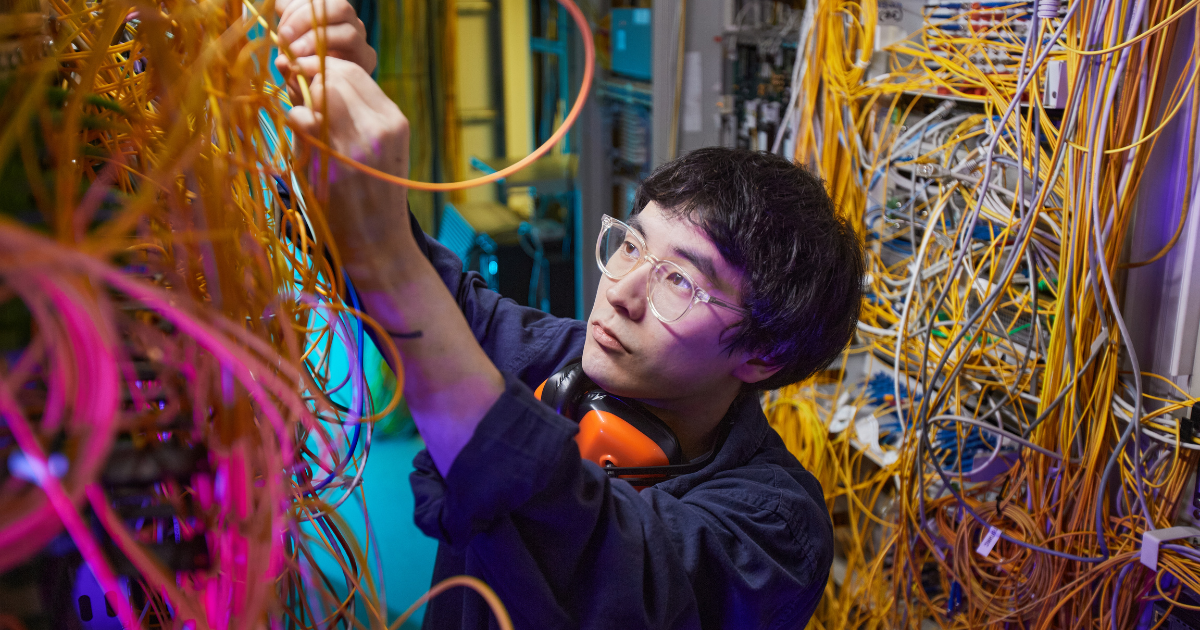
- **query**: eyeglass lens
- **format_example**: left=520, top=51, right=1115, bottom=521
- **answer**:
left=598, top=221, right=641, bottom=276
left=598, top=222, right=696, bottom=322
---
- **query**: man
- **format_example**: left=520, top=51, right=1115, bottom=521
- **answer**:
left=274, top=5, right=863, bottom=627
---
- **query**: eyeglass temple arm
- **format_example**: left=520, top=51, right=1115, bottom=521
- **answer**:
left=705, top=295, right=750, bottom=315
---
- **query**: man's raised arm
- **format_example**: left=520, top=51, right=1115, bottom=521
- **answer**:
left=286, top=57, right=504, bottom=478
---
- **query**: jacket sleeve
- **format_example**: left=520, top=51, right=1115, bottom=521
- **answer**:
left=410, top=373, right=831, bottom=630
left=404, top=211, right=586, bottom=387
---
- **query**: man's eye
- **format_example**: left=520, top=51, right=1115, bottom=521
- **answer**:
left=666, top=272, right=692, bottom=290
left=621, top=240, right=640, bottom=258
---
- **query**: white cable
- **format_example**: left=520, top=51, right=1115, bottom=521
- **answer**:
left=771, top=0, right=816, bottom=155
left=891, top=187, right=955, bottom=433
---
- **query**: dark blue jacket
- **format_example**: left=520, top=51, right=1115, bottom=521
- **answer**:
left=406, top=214, right=833, bottom=629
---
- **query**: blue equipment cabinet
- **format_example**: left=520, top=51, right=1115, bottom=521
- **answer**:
left=611, top=8, right=652, bottom=81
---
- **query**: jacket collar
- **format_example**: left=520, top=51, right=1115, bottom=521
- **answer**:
left=650, top=393, right=770, bottom=495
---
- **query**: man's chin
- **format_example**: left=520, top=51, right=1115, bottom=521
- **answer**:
left=580, top=346, right=608, bottom=382
left=581, top=348, right=626, bottom=395
left=584, top=350, right=655, bottom=400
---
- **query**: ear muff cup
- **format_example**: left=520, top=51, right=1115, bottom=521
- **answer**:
left=534, top=359, right=685, bottom=472
left=577, top=392, right=684, bottom=467
left=534, top=359, right=594, bottom=419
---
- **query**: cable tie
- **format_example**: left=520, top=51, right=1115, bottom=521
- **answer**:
left=1181, top=403, right=1198, bottom=446
left=8, top=451, right=68, bottom=486
left=1141, top=527, right=1200, bottom=570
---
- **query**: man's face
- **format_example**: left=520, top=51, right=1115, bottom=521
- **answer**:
left=583, top=202, right=751, bottom=404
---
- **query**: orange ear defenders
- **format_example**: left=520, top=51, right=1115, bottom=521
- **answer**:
left=535, top=359, right=730, bottom=488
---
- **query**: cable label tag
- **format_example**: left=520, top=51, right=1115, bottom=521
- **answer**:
left=976, top=526, right=1002, bottom=557
left=829, top=405, right=856, bottom=434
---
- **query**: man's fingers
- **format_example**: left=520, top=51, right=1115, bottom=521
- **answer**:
left=273, top=0, right=297, bottom=16
left=275, top=29, right=377, bottom=77
left=288, top=62, right=375, bottom=126
left=278, top=0, right=361, bottom=44
left=288, top=56, right=398, bottom=119
left=274, top=50, right=294, bottom=78
left=282, top=57, right=409, bottom=181
left=272, top=0, right=294, bottom=20
left=286, top=104, right=322, bottom=132
left=283, top=58, right=406, bottom=154
left=286, top=24, right=367, bottom=58
left=285, top=106, right=326, bottom=160
left=286, top=90, right=352, bottom=163
left=273, top=0, right=375, bottom=77
left=292, top=70, right=349, bottom=124
left=290, top=55, right=363, bottom=81
left=303, top=72, right=328, bottom=113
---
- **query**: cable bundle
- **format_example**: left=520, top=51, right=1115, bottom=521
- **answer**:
left=0, top=0, right=408, bottom=626
left=770, top=0, right=1200, bottom=626
left=0, top=0, right=597, bottom=624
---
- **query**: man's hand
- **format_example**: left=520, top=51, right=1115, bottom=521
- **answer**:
left=274, top=0, right=377, bottom=79
left=286, top=56, right=410, bottom=273
left=286, top=57, right=505, bottom=479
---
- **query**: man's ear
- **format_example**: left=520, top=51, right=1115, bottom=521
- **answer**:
left=732, top=355, right=783, bottom=385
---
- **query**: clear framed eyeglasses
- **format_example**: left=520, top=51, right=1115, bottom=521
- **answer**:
left=595, top=214, right=749, bottom=323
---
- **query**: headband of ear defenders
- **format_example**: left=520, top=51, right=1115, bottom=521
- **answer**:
left=535, top=359, right=731, bottom=487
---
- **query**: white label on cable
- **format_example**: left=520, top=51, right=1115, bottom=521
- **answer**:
left=829, top=405, right=856, bottom=434
left=854, top=415, right=880, bottom=451
left=683, top=51, right=703, bottom=133
left=976, top=526, right=1002, bottom=557
left=616, top=30, right=627, bottom=52
left=875, top=24, right=906, bottom=51
left=633, top=8, right=650, bottom=24
left=1044, top=59, right=1068, bottom=109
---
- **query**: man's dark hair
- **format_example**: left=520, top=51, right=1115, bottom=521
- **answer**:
left=633, top=147, right=864, bottom=391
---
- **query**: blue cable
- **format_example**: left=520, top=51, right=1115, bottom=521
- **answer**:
left=272, top=173, right=366, bottom=494
left=308, top=271, right=366, bottom=493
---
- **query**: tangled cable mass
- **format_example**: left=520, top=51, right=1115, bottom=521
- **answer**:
left=0, top=0, right=596, bottom=621
left=0, top=0, right=541, bottom=625
left=0, top=0, right=418, bottom=625
left=766, top=0, right=1200, bottom=627
left=11, top=0, right=1198, bottom=625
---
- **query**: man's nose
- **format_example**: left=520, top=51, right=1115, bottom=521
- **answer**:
left=604, top=262, right=650, bottom=320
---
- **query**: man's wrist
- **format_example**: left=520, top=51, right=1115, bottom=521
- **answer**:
left=339, top=240, right=423, bottom=292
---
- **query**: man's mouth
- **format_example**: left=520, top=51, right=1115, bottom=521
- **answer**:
left=590, top=321, right=627, bottom=352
